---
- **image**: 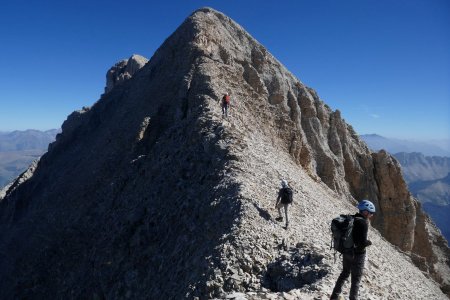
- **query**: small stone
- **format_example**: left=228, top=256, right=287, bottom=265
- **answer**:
left=281, top=292, right=295, bottom=300
left=231, top=273, right=242, bottom=281
left=226, top=292, right=247, bottom=299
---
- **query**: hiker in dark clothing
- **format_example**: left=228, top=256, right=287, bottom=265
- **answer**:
left=330, top=200, right=375, bottom=300
left=275, top=179, right=293, bottom=228
left=221, top=93, right=230, bottom=117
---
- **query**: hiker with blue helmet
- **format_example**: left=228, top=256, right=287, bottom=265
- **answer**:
left=275, top=179, right=293, bottom=229
left=330, top=200, right=375, bottom=300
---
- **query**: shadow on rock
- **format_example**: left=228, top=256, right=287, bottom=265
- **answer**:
left=262, top=243, right=330, bottom=292
left=252, top=202, right=272, bottom=221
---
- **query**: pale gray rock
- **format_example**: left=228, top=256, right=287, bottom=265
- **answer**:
left=105, top=54, right=148, bottom=93
left=0, top=159, right=38, bottom=201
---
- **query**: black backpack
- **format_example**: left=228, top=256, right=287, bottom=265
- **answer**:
left=280, top=187, right=293, bottom=204
left=330, top=215, right=354, bottom=255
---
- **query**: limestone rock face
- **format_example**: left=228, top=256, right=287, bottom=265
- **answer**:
left=371, top=150, right=416, bottom=250
left=105, top=54, right=148, bottom=93
left=0, top=7, right=448, bottom=299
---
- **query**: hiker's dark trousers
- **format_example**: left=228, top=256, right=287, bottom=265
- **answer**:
left=276, top=202, right=289, bottom=226
left=331, top=253, right=366, bottom=300
left=222, top=103, right=229, bottom=116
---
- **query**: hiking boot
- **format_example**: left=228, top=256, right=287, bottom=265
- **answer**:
left=275, top=217, right=283, bottom=222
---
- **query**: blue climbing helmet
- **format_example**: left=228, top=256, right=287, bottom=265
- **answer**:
left=357, top=200, right=376, bottom=213
left=281, top=179, right=288, bottom=188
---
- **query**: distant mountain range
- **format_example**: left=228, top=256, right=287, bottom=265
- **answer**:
left=394, top=153, right=450, bottom=242
left=393, top=152, right=450, bottom=183
left=361, top=134, right=450, bottom=243
left=0, top=129, right=59, bottom=188
left=0, top=129, right=59, bottom=151
left=361, top=134, right=450, bottom=157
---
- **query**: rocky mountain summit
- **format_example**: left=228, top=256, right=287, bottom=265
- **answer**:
left=0, top=8, right=449, bottom=299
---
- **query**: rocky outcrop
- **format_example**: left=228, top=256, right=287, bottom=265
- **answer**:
left=368, top=151, right=450, bottom=291
left=105, top=54, right=148, bottom=93
left=0, top=7, right=448, bottom=299
left=371, top=150, right=416, bottom=250
left=0, top=159, right=39, bottom=201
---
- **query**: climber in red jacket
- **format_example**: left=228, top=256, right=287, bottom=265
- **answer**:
left=221, top=92, right=231, bottom=117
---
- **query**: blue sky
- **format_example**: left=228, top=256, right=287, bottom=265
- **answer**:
left=0, top=0, right=449, bottom=140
